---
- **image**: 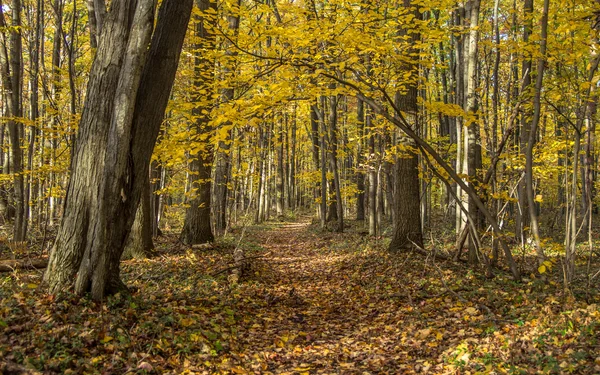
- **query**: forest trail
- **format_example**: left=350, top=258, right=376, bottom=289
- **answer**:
left=227, top=217, right=421, bottom=373
left=215, top=218, right=600, bottom=374
left=1, top=218, right=599, bottom=374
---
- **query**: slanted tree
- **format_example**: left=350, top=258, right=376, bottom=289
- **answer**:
left=44, top=0, right=193, bottom=300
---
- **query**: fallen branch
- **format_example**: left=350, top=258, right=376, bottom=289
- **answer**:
left=0, top=259, right=48, bottom=272
left=408, top=239, right=450, bottom=261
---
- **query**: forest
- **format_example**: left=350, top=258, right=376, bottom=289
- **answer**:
left=1, top=0, right=600, bottom=373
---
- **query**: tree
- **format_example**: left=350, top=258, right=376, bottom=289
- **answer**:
left=44, top=0, right=193, bottom=300
left=180, top=0, right=218, bottom=245
left=524, top=0, right=548, bottom=265
left=0, top=0, right=26, bottom=242
left=213, top=0, right=242, bottom=234
left=389, top=0, right=423, bottom=251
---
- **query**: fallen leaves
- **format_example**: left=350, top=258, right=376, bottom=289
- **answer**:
left=0, top=219, right=599, bottom=374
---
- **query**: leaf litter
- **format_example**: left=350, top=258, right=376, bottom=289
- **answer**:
left=1, top=218, right=599, bottom=374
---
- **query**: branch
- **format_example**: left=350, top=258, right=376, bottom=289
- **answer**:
left=0, top=258, right=48, bottom=272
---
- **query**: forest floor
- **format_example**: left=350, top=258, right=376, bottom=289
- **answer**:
left=1, top=216, right=600, bottom=374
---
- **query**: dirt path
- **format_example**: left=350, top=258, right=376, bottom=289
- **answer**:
left=228, top=219, right=421, bottom=374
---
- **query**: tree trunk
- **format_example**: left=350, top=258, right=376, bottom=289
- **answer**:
left=389, top=92, right=423, bottom=251
left=0, top=0, right=26, bottom=242
left=517, top=0, right=533, bottom=245
left=367, top=109, right=377, bottom=236
left=356, top=98, right=366, bottom=221
left=465, top=0, right=482, bottom=265
left=26, top=0, right=42, bottom=227
left=290, top=107, right=297, bottom=210
left=276, top=116, right=285, bottom=216
left=328, top=93, right=344, bottom=232
left=213, top=0, right=241, bottom=233
left=180, top=0, right=217, bottom=245
left=524, top=0, right=549, bottom=264
left=123, top=173, right=154, bottom=259
left=389, top=0, right=423, bottom=251
left=44, top=0, right=193, bottom=301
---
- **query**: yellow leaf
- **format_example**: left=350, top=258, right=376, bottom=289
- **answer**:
left=294, top=366, right=313, bottom=372
left=26, top=283, right=38, bottom=289
left=416, top=328, right=431, bottom=339
left=180, top=318, right=194, bottom=327
left=102, top=336, right=113, bottom=343
left=91, top=356, right=104, bottom=364
left=538, top=264, right=547, bottom=274
left=464, top=307, right=478, bottom=315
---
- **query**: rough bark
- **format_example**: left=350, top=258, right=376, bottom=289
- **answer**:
left=44, top=0, right=193, bottom=300
left=389, top=93, right=423, bottom=251
left=123, top=174, right=154, bottom=259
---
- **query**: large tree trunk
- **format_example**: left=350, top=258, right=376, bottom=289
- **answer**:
left=44, top=0, right=193, bottom=301
left=180, top=144, right=215, bottom=244
left=389, top=92, right=423, bottom=251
